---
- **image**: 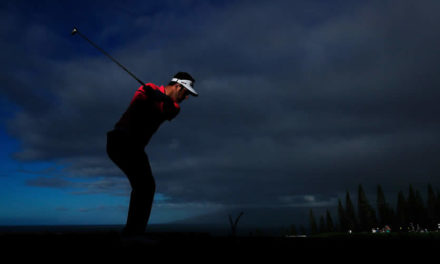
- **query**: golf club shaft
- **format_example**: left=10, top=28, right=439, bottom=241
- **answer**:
left=72, top=28, right=145, bottom=86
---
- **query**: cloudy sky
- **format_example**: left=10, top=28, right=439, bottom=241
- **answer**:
left=1, top=0, right=439, bottom=228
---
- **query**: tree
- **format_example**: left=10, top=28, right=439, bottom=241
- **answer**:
left=436, top=190, right=440, bottom=229
left=415, top=189, right=427, bottom=228
left=309, top=209, right=318, bottom=235
left=345, top=191, right=358, bottom=231
left=338, top=198, right=348, bottom=232
left=358, top=184, right=377, bottom=231
left=434, top=188, right=440, bottom=229
left=319, top=215, right=326, bottom=233
left=377, top=185, right=394, bottom=227
left=406, top=185, right=417, bottom=224
left=300, top=225, right=307, bottom=236
left=427, top=184, right=437, bottom=229
left=228, top=211, right=244, bottom=237
left=288, top=224, right=298, bottom=236
left=395, top=191, right=407, bottom=230
left=326, top=210, right=335, bottom=232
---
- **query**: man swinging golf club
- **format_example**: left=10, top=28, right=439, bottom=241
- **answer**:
left=72, top=27, right=198, bottom=235
left=106, top=72, right=198, bottom=235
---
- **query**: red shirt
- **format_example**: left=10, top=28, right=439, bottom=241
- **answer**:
left=114, top=83, right=180, bottom=146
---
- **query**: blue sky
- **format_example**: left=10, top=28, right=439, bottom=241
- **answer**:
left=1, top=0, right=440, bottom=228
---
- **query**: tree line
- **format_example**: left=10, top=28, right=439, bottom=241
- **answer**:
left=308, top=184, right=440, bottom=234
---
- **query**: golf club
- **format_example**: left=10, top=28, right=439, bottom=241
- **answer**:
left=71, top=27, right=145, bottom=86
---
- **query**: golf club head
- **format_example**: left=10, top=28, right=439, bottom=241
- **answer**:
left=71, top=27, right=78, bottom=35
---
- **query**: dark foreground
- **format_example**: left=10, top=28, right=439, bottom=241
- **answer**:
left=1, top=230, right=439, bottom=260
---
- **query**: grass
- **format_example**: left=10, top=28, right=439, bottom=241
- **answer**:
left=310, top=231, right=440, bottom=240
left=1, top=228, right=439, bottom=260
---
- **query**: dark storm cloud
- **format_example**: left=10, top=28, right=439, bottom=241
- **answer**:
left=2, top=0, right=440, bottom=211
left=146, top=0, right=440, bottom=205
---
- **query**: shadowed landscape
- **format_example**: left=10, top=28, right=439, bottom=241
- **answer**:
left=1, top=225, right=439, bottom=259
left=5, top=183, right=440, bottom=258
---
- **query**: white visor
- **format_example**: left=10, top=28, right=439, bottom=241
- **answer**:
left=171, top=78, right=198, bottom=96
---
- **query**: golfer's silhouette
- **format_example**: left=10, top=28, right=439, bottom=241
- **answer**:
left=107, top=72, right=198, bottom=235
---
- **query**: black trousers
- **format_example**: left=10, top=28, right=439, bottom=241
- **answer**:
left=106, top=130, right=155, bottom=234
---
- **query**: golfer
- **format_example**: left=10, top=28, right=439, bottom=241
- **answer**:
left=106, top=72, right=198, bottom=235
